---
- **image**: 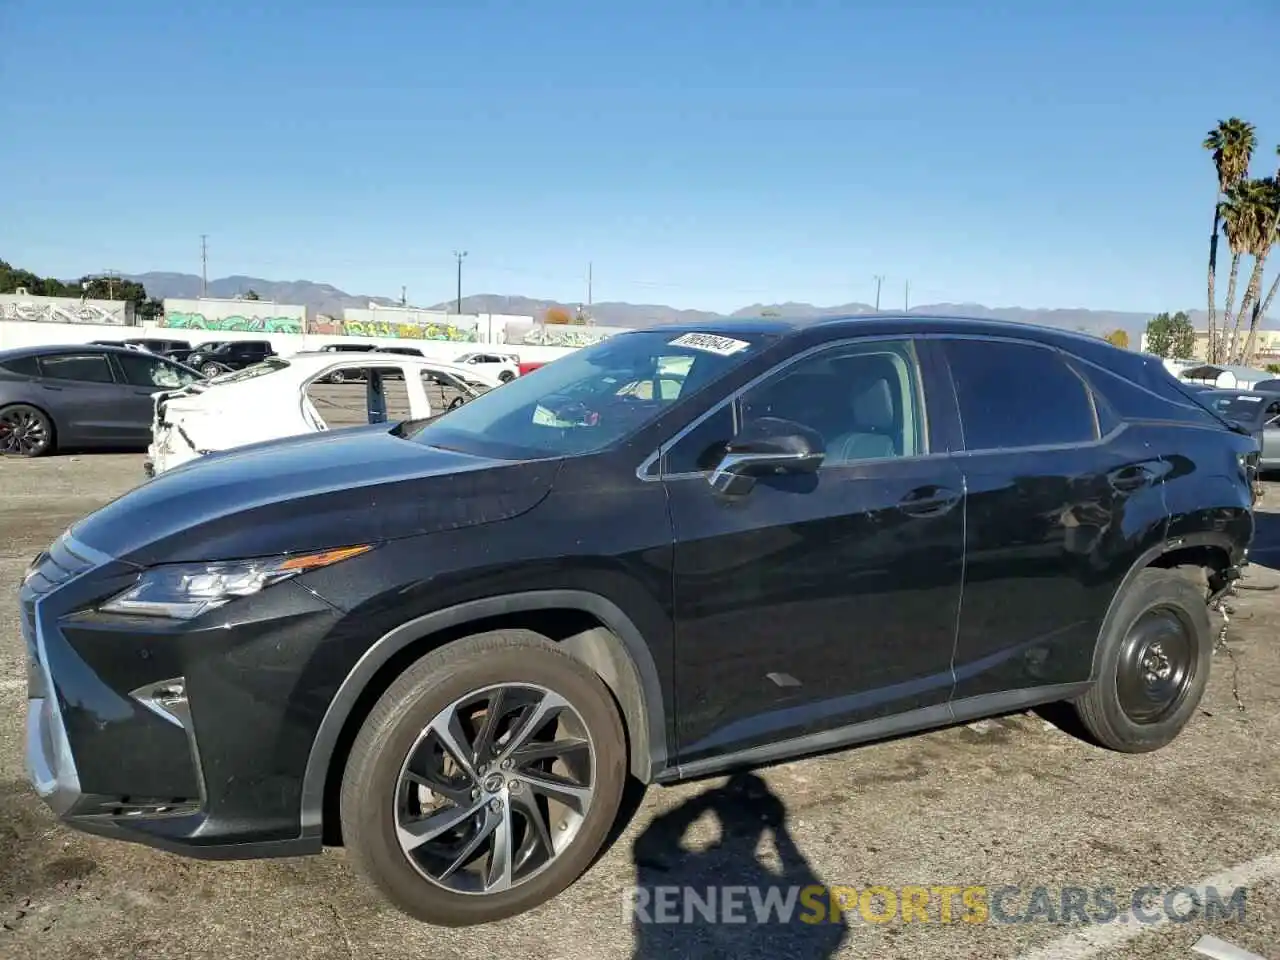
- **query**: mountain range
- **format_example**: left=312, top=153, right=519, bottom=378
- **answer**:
left=124, top=271, right=1250, bottom=338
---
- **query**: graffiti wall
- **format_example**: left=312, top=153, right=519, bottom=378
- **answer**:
left=0, top=293, right=133, bottom=326
left=159, top=297, right=306, bottom=335
left=340, top=307, right=479, bottom=342
left=505, top=320, right=628, bottom=347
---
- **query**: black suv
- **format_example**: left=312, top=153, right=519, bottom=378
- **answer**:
left=184, top=339, right=275, bottom=377
left=22, top=316, right=1255, bottom=927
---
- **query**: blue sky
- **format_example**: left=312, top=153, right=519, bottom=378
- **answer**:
left=3, top=0, right=1279, bottom=314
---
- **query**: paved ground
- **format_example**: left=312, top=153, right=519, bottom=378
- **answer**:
left=1, top=453, right=1278, bottom=960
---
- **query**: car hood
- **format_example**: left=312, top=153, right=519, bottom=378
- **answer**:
left=71, top=425, right=561, bottom=566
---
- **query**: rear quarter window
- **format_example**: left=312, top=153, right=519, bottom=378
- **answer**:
left=1076, top=358, right=1224, bottom=427
left=0, top=355, right=39, bottom=377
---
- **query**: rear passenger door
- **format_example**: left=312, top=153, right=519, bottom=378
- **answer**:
left=937, top=336, right=1169, bottom=705
left=35, top=352, right=136, bottom=444
left=665, top=337, right=968, bottom=765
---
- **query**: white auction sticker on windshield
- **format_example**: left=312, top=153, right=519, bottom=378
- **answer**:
left=668, top=332, right=751, bottom=356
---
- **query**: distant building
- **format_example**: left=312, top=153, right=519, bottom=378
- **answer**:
left=161, top=297, right=306, bottom=335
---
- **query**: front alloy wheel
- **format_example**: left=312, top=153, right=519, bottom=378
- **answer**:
left=340, top=629, right=627, bottom=926
left=395, top=683, right=595, bottom=895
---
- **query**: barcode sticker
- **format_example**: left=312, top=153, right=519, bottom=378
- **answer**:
left=668, top=332, right=751, bottom=356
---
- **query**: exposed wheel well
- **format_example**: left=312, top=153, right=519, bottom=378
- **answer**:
left=320, top=607, right=650, bottom=846
left=1145, top=544, right=1232, bottom=594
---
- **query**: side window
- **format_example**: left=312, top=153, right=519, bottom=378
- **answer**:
left=943, top=339, right=1097, bottom=451
left=664, top=339, right=924, bottom=472
left=665, top=405, right=736, bottom=474
left=116, top=353, right=198, bottom=389
left=37, top=354, right=115, bottom=384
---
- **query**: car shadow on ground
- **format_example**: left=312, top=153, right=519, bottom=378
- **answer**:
left=627, top=771, right=847, bottom=959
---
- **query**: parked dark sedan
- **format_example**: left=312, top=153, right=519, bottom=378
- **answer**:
left=22, top=316, right=1258, bottom=926
left=184, top=339, right=276, bottom=378
left=0, top=344, right=203, bottom=456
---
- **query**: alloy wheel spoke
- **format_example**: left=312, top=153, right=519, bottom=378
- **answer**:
left=430, top=707, right=480, bottom=780
left=518, top=770, right=592, bottom=814
left=495, top=691, right=570, bottom=764
left=510, top=787, right=556, bottom=860
left=397, top=796, right=485, bottom=852
left=483, top=802, right=515, bottom=892
left=403, top=770, right=474, bottom=807
left=510, top=736, right=590, bottom=767
left=438, top=805, right=502, bottom=882
left=472, top=687, right=507, bottom=765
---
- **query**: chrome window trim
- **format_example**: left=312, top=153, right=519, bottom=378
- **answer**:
left=636, top=334, right=941, bottom=482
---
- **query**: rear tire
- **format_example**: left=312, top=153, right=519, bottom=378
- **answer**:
left=499, top=370, right=515, bottom=383
left=339, top=629, right=627, bottom=926
left=1072, top=567, right=1212, bottom=753
left=329, top=369, right=347, bottom=385
left=0, top=403, right=55, bottom=457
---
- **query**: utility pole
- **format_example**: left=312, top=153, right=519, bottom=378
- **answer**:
left=874, top=275, right=884, bottom=311
left=400, top=285, right=407, bottom=307
left=200, top=235, right=208, bottom=298
left=904, top=280, right=910, bottom=312
left=101, top=270, right=117, bottom=300
left=453, top=250, right=468, bottom=314
left=588, top=261, right=593, bottom=308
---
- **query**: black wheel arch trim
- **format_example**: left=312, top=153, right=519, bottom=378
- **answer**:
left=1087, top=531, right=1238, bottom=680
left=298, top=589, right=670, bottom=842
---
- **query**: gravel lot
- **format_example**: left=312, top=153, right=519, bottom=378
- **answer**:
left=2, top=441, right=1278, bottom=960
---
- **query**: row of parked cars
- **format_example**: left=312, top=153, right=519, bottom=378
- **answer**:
left=0, top=337, right=530, bottom=459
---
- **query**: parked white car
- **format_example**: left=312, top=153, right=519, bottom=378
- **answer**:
left=454, top=351, right=520, bottom=382
left=144, top=351, right=502, bottom=476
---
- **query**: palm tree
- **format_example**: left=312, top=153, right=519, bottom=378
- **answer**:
left=1204, top=119, right=1257, bottom=362
left=1238, top=176, right=1280, bottom=365
left=1219, top=180, right=1264, bottom=363
left=1241, top=146, right=1280, bottom=363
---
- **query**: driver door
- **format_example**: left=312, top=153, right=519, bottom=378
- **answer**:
left=663, top=337, right=966, bottom=767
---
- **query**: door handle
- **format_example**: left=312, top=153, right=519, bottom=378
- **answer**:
left=40, top=384, right=64, bottom=391
left=899, top=485, right=961, bottom=518
left=1107, top=465, right=1153, bottom=492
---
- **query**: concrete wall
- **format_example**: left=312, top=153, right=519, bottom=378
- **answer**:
left=0, top=292, right=134, bottom=326
left=0, top=319, right=580, bottom=365
left=160, top=298, right=308, bottom=335
left=503, top=318, right=631, bottom=348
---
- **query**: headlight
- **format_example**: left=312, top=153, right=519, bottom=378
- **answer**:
left=99, top=545, right=371, bottom=619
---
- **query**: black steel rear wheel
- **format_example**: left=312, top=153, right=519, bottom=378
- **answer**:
left=0, top=404, right=54, bottom=457
left=1072, top=567, right=1212, bottom=752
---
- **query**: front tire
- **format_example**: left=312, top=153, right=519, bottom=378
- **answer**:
left=200, top=362, right=222, bottom=378
left=1071, top=567, right=1212, bottom=753
left=339, top=629, right=627, bottom=926
left=0, top=403, right=55, bottom=457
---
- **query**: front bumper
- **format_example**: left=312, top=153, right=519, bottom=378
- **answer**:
left=22, top=532, right=341, bottom=859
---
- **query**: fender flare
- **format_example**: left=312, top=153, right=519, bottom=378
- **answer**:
left=1087, top=532, right=1237, bottom=680
left=298, top=589, right=670, bottom=841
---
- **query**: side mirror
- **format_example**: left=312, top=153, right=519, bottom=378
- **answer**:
left=708, top=417, right=825, bottom=495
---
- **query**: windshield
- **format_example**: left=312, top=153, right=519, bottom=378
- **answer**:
left=1203, top=392, right=1269, bottom=424
left=405, top=329, right=767, bottom=458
